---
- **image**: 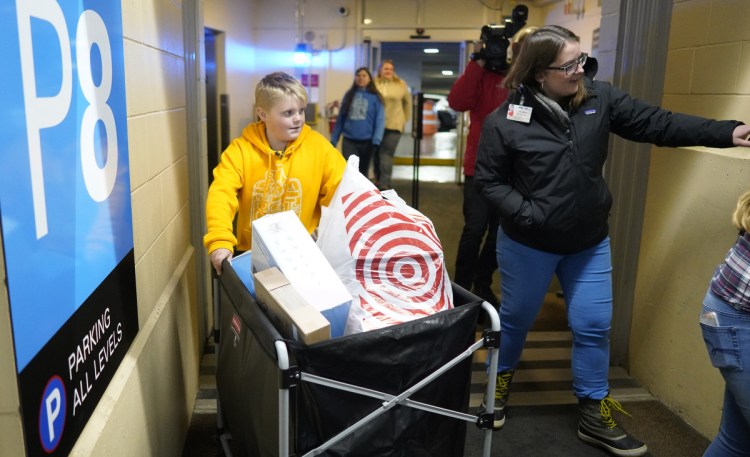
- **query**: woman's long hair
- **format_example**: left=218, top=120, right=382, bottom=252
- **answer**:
left=504, top=25, right=587, bottom=109
left=341, top=67, right=383, bottom=118
left=733, top=190, right=750, bottom=233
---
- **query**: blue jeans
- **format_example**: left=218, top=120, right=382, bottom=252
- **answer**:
left=454, top=176, right=499, bottom=291
left=701, top=290, right=750, bottom=457
left=496, top=231, right=612, bottom=400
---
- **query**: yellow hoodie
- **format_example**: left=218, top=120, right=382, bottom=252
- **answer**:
left=204, top=121, right=346, bottom=254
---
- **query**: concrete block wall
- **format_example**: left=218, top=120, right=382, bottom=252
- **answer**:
left=0, top=244, right=24, bottom=457
left=631, top=0, right=750, bottom=439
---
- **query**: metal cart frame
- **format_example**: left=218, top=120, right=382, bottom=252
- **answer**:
left=213, top=260, right=500, bottom=457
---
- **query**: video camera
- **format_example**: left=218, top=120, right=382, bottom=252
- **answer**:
left=472, top=4, right=528, bottom=73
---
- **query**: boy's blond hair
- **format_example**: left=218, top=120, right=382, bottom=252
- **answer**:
left=510, top=26, right=539, bottom=63
left=512, top=26, right=539, bottom=47
left=255, top=72, right=308, bottom=111
left=732, top=190, right=750, bottom=232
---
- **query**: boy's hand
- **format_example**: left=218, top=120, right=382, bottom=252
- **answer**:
left=210, top=248, right=233, bottom=275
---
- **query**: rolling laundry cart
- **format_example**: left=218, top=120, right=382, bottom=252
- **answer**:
left=213, top=259, right=500, bottom=457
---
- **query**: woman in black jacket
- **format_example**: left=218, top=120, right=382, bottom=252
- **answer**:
left=474, top=25, right=750, bottom=457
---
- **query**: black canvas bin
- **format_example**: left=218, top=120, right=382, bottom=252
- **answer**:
left=214, top=260, right=500, bottom=457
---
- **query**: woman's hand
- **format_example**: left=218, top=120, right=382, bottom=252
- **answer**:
left=732, top=124, right=750, bottom=147
left=210, top=248, right=233, bottom=275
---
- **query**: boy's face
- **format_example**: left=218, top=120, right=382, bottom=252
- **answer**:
left=257, top=95, right=306, bottom=148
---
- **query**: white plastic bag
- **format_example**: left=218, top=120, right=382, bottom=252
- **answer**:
left=317, top=156, right=453, bottom=334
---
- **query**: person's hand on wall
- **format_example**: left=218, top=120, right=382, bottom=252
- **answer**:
left=210, top=248, right=233, bottom=275
left=732, top=124, right=750, bottom=147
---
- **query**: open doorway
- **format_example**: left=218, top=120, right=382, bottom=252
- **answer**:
left=379, top=41, right=460, bottom=95
left=378, top=41, right=462, bottom=183
left=204, top=27, right=230, bottom=184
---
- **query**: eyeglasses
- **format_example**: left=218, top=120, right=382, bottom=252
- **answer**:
left=547, top=53, right=588, bottom=76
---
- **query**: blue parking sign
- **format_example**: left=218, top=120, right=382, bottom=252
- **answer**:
left=1, top=1, right=138, bottom=455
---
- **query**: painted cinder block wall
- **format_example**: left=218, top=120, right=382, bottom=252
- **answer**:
left=630, top=0, right=750, bottom=439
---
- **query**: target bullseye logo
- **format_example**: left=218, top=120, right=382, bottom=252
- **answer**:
left=341, top=190, right=452, bottom=326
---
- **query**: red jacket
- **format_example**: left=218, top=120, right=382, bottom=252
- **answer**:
left=447, top=61, right=509, bottom=176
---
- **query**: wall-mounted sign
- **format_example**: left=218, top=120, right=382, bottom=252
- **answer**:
left=0, top=1, right=138, bottom=455
left=300, top=73, right=319, bottom=87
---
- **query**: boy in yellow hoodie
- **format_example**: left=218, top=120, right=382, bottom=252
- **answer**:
left=204, top=72, right=346, bottom=274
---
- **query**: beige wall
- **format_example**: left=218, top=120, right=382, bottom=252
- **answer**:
left=631, top=0, right=750, bottom=438
left=205, top=0, right=256, bottom=139
left=539, top=0, right=603, bottom=55
left=0, top=241, right=24, bottom=457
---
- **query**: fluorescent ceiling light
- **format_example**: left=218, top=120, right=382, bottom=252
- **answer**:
left=424, top=48, right=439, bottom=54
left=441, top=70, right=454, bottom=75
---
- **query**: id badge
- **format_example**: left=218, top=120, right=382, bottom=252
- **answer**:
left=507, top=104, right=532, bottom=123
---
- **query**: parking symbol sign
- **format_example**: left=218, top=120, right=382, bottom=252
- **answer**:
left=39, top=375, right=67, bottom=453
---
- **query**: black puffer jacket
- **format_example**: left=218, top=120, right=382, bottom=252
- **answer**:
left=475, top=78, right=741, bottom=254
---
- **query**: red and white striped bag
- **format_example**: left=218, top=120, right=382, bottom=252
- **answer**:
left=316, top=156, right=453, bottom=335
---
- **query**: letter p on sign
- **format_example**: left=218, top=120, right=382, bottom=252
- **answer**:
left=39, top=376, right=67, bottom=452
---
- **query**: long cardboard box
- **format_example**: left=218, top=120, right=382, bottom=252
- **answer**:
left=251, top=211, right=352, bottom=337
left=253, top=267, right=330, bottom=345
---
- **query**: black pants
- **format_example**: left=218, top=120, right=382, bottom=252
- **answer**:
left=342, top=137, right=373, bottom=177
left=454, top=176, right=499, bottom=291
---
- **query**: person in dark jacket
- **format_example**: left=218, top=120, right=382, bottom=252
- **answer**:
left=474, top=25, right=750, bottom=456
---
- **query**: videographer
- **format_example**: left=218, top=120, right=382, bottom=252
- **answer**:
left=448, top=5, right=532, bottom=306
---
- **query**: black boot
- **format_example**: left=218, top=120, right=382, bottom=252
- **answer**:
left=578, top=395, right=648, bottom=456
left=479, top=370, right=514, bottom=429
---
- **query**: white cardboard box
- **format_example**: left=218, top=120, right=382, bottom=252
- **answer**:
left=251, top=211, right=352, bottom=337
